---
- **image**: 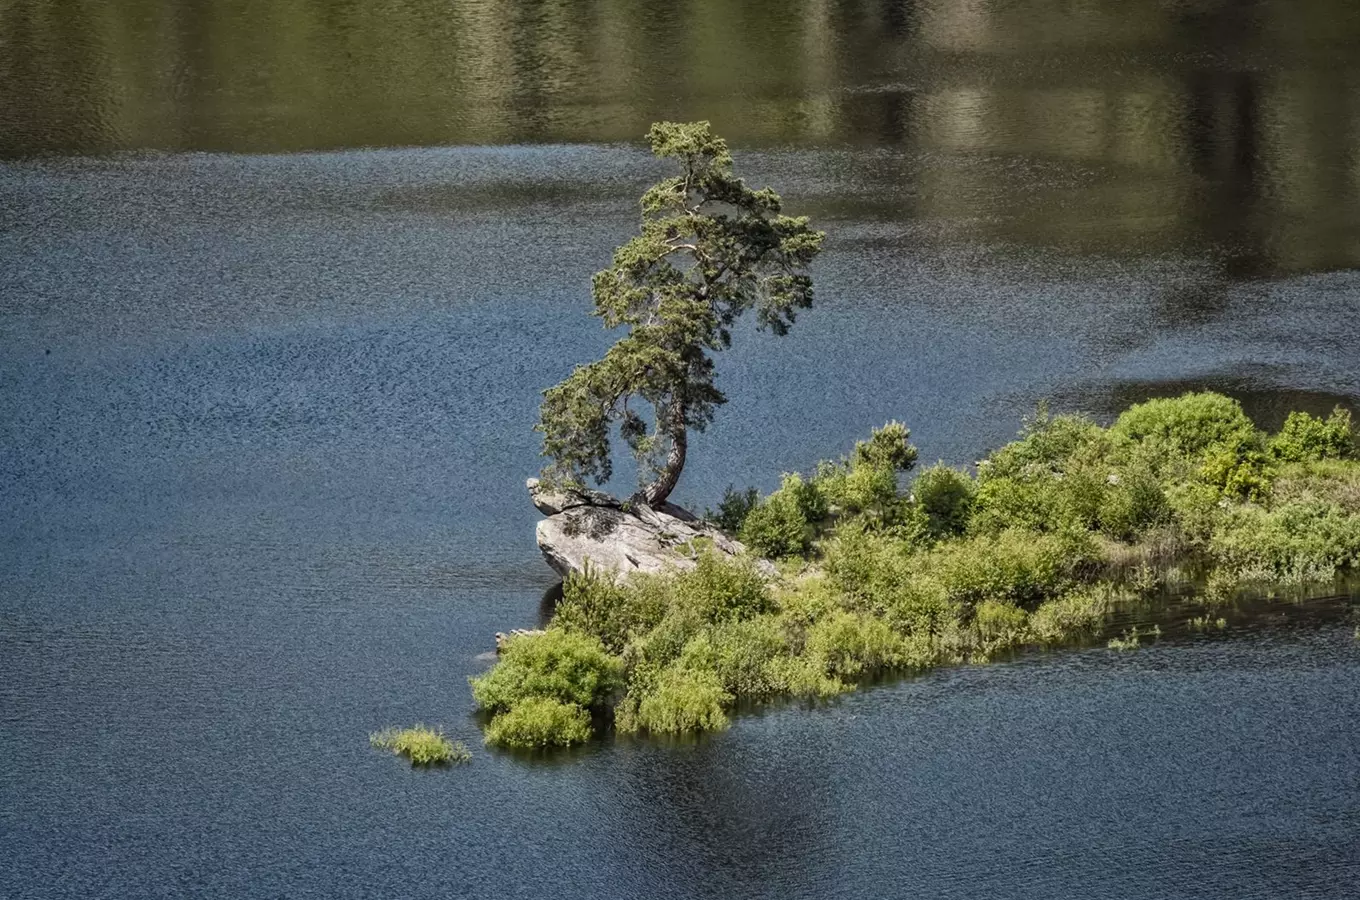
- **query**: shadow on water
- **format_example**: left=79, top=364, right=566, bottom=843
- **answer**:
left=1061, top=377, right=1359, bottom=432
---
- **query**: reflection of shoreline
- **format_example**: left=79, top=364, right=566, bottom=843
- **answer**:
left=1, top=0, right=1357, bottom=272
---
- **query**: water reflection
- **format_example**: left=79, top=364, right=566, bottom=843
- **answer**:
left=2, top=0, right=1359, bottom=271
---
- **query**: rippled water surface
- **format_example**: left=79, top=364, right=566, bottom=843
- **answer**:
left=3, top=2, right=1360, bottom=897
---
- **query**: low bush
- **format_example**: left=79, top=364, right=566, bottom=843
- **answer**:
left=707, top=485, right=760, bottom=534
left=740, top=473, right=823, bottom=558
left=370, top=725, right=469, bottom=766
left=554, top=563, right=668, bottom=654
left=470, top=629, right=624, bottom=713
left=1270, top=408, right=1356, bottom=462
left=1208, top=501, right=1360, bottom=583
left=484, top=698, right=592, bottom=748
left=1110, top=392, right=1259, bottom=461
left=820, top=526, right=916, bottom=607
left=1199, top=438, right=1275, bottom=501
left=927, top=528, right=1097, bottom=607
left=1097, top=467, right=1169, bottom=541
left=970, top=476, right=1065, bottom=534
left=624, top=665, right=730, bottom=735
left=812, top=421, right=918, bottom=525
left=913, top=464, right=975, bottom=537
left=804, top=610, right=904, bottom=678
left=1270, top=460, right=1360, bottom=512
left=684, top=616, right=790, bottom=698
left=972, top=600, right=1029, bottom=650
left=671, top=552, right=773, bottom=624
left=1026, top=586, right=1124, bottom=644
left=982, top=410, right=1105, bottom=480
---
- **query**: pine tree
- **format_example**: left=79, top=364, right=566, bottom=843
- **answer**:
left=537, top=121, right=824, bottom=505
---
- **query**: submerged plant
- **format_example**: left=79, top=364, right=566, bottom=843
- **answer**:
left=1107, top=628, right=1142, bottom=651
left=1188, top=615, right=1228, bottom=632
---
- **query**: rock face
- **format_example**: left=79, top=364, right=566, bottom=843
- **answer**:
left=528, top=478, right=757, bottom=579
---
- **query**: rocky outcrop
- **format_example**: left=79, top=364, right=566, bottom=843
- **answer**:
left=528, top=477, right=760, bottom=579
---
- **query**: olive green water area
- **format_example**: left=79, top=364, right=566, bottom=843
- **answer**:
left=4, top=2, right=1360, bottom=898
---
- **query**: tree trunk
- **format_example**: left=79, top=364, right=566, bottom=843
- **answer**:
left=641, top=407, right=687, bottom=506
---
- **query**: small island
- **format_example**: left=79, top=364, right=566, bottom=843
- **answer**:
left=473, top=123, right=1360, bottom=749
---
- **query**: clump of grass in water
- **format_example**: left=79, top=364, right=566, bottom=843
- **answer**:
left=1188, top=615, right=1228, bottom=632
left=370, top=725, right=469, bottom=766
left=1108, top=625, right=1159, bottom=650
left=1107, top=628, right=1141, bottom=651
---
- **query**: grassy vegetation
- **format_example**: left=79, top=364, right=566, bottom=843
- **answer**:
left=370, top=725, right=470, bottom=766
left=1188, top=615, right=1228, bottom=632
left=470, top=628, right=623, bottom=748
left=475, top=393, right=1360, bottom=745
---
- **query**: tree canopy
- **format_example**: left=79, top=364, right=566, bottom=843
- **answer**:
left=537, top=121, right=824, bottom=505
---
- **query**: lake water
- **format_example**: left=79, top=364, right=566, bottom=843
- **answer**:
left=3, top=1, right=1359, bottom=896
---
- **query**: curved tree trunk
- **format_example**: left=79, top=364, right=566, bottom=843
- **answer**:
left=641, top=409, right=687, bottom=506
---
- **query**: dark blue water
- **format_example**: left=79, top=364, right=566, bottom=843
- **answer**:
left=4, top=141, right=1359, bottom=900
left=5, top=2, right=1360, bottom=896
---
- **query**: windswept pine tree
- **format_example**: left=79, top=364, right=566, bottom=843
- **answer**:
left=537, top=121, right=824, bottom=505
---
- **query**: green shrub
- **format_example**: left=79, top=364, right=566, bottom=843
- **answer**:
left=1098, top=467, right=1169, bottom=541
left=1110, top=392, right=1258, bottom=460
left=673, top=552, right=773, bottom=623
left=969, top=476, right=1054, bottom=534
left=370, top=725, right=469, bottom=766
left=814, top=461, right=901, bottom=519
left=982, top=410, right=1105, bottom=480
left=740, top=473, right=822, bottom=558
left=1027, top=586, right=1124, bottom=644
left=1199, top=439, right=1275, bottom=501
left=1165, top=480, right=1226, bottom=546
left=627, top=665, right=730, bottom=734
left=554, top=563, right=668, bottom=653
left=765, top=654, right=851, bottom=698
left=1270, top=460, right=1360, bottom=512
left=484, top=698, right=592, bottom=748
left=914, top=464, right=975, bottom=537
left=875, top=573, right=954, bottom=638
left=821, top=525, right=912, bottom=600
left=682, top=616, right=791, bottom=698
left=811, top=421, right=918, bottom=524
left=851, top=420, right=919, bottom=472
left=927, top=528, right=1096, bottom=607
left=707, top=485, right=760, bottom=533
left=973, top=600, right=1029, bottom=648
left=1270, top=408, right=1356, bottom=462
left=1209, top=501, right=1360, bottom=583
left=470, top=629, right=624, bottom=713
left=804, top=610, right=904, bottom=678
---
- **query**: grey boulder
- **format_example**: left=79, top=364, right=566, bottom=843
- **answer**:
left=527, top=477, right=763, bottom=579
